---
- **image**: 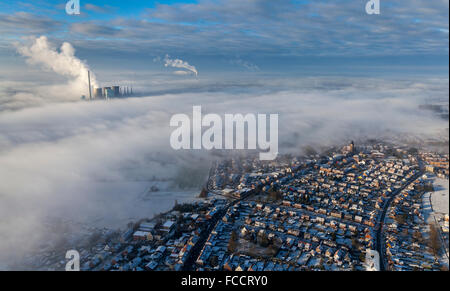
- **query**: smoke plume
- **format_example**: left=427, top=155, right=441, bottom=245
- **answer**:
left=16, top=36, right=97, bottom=98
left=164, top=54, right=198, bottom=76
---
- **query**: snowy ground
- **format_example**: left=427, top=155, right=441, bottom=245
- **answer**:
left=431, top=178, right=449, bottom=216
left=422, top=175, right=449, bottom=267
left=47, top=181, right=199, bottom=229
left=422, top=176, right=449, bottom=221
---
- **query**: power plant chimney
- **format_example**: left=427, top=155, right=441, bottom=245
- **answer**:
left=88, top=70, right=92, bottom=100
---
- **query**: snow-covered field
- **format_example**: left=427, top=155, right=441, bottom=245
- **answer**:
left=431, top=178, right=449, bottom=216
left=422, top=177, right=449, bottom=222
left=47, top=181, right=199, bottom=229
left=422, top=176, right=449, bottom=267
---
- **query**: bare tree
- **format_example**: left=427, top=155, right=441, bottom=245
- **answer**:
left=429, top=223, right=441, bottom=257
left=228, top=230, right=239, bottom=253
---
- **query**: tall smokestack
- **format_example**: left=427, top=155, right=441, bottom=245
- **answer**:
left=88, top=70, right=92, bottom=100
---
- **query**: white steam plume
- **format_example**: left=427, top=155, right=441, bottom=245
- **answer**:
left=164, top=54, right=198, bottom=76
left=16, top=36, right=98, bottom=96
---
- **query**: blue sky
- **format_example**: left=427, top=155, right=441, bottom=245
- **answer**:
left=0, top=0, right=448, bottom=75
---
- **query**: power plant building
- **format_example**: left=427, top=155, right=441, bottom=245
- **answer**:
left=104, top=87, right=114, bottom=99
left=89, top=85, right=133, bottom=100
left=94, top=88, right=103, bottom=98
left=112, top=86, right=120, bottom=97
left=102, top=87, right=111, bottom=97
left=85, top=70, right=135, bottom=101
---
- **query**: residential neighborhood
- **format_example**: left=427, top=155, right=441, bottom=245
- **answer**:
left=18, top=142, right=449, bottom=271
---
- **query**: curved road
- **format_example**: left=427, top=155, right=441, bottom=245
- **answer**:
left=375, top=167, right=424, bottom=271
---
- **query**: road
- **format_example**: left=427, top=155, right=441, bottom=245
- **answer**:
left=181, top=198, right=242, bottom=270
left=182, top=163, right=244, bottom=270
left=375, top=168, right=424, bottom=271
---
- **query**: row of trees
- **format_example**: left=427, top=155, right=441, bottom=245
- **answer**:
left=428, top=223, right=442, bottom=257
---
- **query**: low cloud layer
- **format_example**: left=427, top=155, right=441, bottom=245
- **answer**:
left=0, top=73, right=448, bottom=268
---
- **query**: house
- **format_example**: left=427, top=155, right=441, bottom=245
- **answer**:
left=145, top=261, right=158, bottom=271
left=325, top=248, right=335, bottom=258
left=161, top=220, right=176, bottom=232
left=133, top=231, right=153, bottom=241
left=330, top=211, right=342, bottom=219
left=223, top=261, right=233, bottom=271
